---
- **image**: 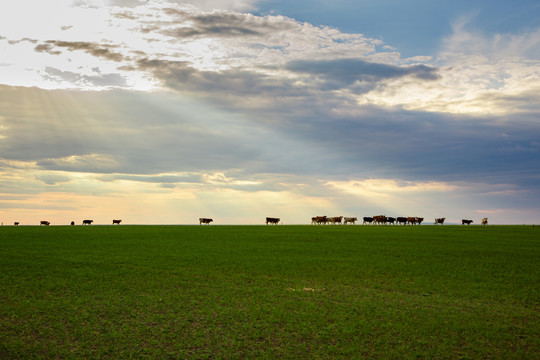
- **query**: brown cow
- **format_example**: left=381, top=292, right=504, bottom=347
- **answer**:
left=462, top=219, right=473, bottom=225
left=329, top=216, right=343, bottom=225
left=407, top=217, right=417, bottom=225
left=373, top=215, right=386, bottom=225
left=199, top=218, right=213, bottom=225
left=266, top=217, right=280, bottom=225
left=312, top=216, right=327, bottom=225
left=481, top=218, right=488, bottom=226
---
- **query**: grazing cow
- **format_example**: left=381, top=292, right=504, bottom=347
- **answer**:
left=40, top=221, right=50, bottom=226
left=82, top=219, right=93, bottom=225
left=71, top=221, right=75, bottom=226
left=373, top=215, right=387, bottom=225
left=481, top=218, right=488, bottom=226
left=112, top=219, right=122, bottom=225
left=14, top=222, right=19, bottom=226
left=266, top=217, right=280, bottom=225
left=396, top=217, right=407, bottom=225
left=199, top=218, right=213, bottom=225
left=435, top=218, right=446, bottom=225
left=462, top=219, right=473, bottom=225
left=386, top=217, right=396, bottom=225
left=363, top=217, right=373, bottom=225
left=344, top=217, right=357, bottom=225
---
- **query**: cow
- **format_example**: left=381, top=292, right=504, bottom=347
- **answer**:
left=112, top=219, right=122, bottom=225
left=386, top=217, right=396, bottom=225
left=14, top=222, right=19, bottom=226
left=373, top=215, right=387, bottom=225
left=199, top=218, right=213, bottom=225
left=407, top=217, right=417, bottom=225
left=312, top=216, right=327, bottom=225
left=435, top=218, right=446, bottom=225
left=416, top=217, right=424, bottom=225
left=344, top=217, right=357, bottom=225
left=462, top=219, right=473, bottom=225
left=266, top=217, right=280, bottom=225
left=481, top=218, right=488, bottom=226
left=363, top=217, right=373, bottom=225
left=71, top=221, right=75, bottom=226
left=82, top=219, right=93, bottom=225
left=40, top=221, right=50, bottom=226
left=396, top=217, right=407, bottom=225
left=328, top=216, right=343, bottom=225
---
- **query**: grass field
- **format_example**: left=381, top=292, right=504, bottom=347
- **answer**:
left=0, top=225, right=538, bottom=359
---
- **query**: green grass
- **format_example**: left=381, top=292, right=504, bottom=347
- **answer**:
left=0, top=225, right=538, bottom=359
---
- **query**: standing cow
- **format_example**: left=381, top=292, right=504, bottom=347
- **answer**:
left=344, top=217, right=357, bottom=225
left=40, top=221, right=50, bottom=226
left=199, top=218, right=213, bottom=225
left=481, top=218, right=488, bottom=226
left=266, top=217, right=280, bottom=225
left=113, top=219, right=122, bottom=225
left=82, top=219, right=93, bottom=225
left=435, top=218, right=446, bottom=225
left=462, top=219, right=473, bottom=225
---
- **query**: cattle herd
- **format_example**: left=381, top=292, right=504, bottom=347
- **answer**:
left=6, top=217, right=489, bottom=226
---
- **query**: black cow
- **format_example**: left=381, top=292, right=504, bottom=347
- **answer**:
left=266, top=217, right=280, bottom=225
left=396, top=217, right=407, bottom=225
left=462, top=219, right=473, bottom=225
left=82, top=219, right=93, bottom=225
left=363, top=217, right=373, bottom=224
left=199, top=218, right=213, bottom=225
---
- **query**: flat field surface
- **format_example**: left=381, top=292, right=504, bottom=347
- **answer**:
left=0, top=225, right=538, bottom=359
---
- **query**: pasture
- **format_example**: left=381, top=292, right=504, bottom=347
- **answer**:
left=0, top=225, right=538, bottom=359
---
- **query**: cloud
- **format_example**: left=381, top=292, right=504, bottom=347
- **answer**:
left=35, top=41, right=125, bottom=62
left=284, top=58, right=439, bottom=91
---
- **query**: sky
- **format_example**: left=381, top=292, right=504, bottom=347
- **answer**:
left=0, top=0, right=539, bottom=225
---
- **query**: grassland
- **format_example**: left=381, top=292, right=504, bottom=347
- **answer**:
left=0, top=225, right=538, bottom=359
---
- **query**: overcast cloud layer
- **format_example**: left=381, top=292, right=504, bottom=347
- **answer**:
left=0, top=0, right=539, bottom=224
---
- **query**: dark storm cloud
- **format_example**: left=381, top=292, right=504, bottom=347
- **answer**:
left=34, top=41, right=125, bottom=62
left=284, top=58, right=439, bottom=89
